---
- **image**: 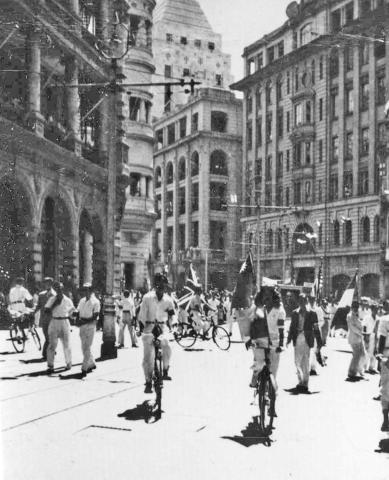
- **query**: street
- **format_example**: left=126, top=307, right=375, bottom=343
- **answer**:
left=0, top=325, right=388, bottom=480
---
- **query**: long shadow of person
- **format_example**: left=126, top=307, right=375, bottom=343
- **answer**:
left=118, top=401, right=161, bottom=423
left=222, top=416, right=273, bottom=447
left=375, top=437, right=389, bottom=454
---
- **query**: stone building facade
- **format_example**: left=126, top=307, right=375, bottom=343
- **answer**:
left=153, top=88, right=242, bottom=290
left=151, top=0, right=233, bottom=119
left=232, top=0, right=389, bottom=299
left=0, top=0, right=154, bottom=295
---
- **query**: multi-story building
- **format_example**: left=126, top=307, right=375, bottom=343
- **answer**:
left=151, top=0, right=233, bottom=118
left=232, top=0, right=389, bottom=298
left=153, top=88, right=242, bottom=290
left=0, top=0, right=155, bottom=296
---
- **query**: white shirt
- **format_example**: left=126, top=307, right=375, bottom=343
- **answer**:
left=138, top=291, right=176, bottom=334
left=45, top=295, right=75, bottom=319
left=378, top=314, right=389, bottom=353
left=266, top=306, right=285, bottom=347
left=208, top=298, right=219, bottom=311
left=119, top=296, right=135, bottom=316
left=362, top=312, right=377, bottom=335
left=347, top=311, right=363, bottom=345
left=9, top=285, right=33, bottom=313
left=78, top=294, right=101, bottom=319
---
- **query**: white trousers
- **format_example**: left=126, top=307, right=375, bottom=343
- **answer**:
left=142, top=333, right=171, bottom=382
left=118, top=312, right=138, bottom=347
left=47, top=319, right=72, bottom=368
left=294, top=333, right=311, bottom=387
left=348, top=342, right=366, bottom=377
left=364, top=334, right=377, bottom=371
left=79, top=322, right=96, bottom=372
left=252, top=346, right=280, bottom=392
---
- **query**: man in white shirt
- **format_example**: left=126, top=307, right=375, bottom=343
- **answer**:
left=8, top=277, right=33, bottom=314
left=346, top=301, right=366, bottom=380
left=363, top=303, right=379, bottom=374
left=308, top=295, right=324, bottom=375
left=377, top=301, right=389, bottom=431
left=207, top=292, right=219, bottom=323
left=117, top=290, right=138, bottom=348
left=77, top=284, right=101, bottom=377
left=138, top=274, right=176, bottom=393
left=35, top=277, right=55, bottom=360
left=45, top=281, right=75, bottom=374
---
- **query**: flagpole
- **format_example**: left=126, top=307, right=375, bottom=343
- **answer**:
left=256, top=202, right=261, bottom=288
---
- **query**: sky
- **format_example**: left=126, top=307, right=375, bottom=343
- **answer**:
left=198, top=0, right=292, bottom=82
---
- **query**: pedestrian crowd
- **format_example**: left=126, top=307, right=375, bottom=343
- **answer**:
left=2, top=275, right=389, bottom=432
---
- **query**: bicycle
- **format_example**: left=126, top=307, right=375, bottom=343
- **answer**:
left=8, top=309, right=41, bottom=353
left=146, top=324, right=164, bottom=422
left=174, top=315, right=231, bottom=351
left=252, top=346, right=276, bottom=436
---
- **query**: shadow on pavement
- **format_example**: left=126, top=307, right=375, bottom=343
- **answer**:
left=375, top=438, right=389, bottom=454
left=118, top=401, right=157, bottom=423
left=184, top=348, right=205, bottom=352
left=59, top=372, right=85, bottom=380
left=19, top=358, right=46, bottom=364
left=334, top=349, right=352, bottom=354
left=284, top=387, right=320, bottom=395
left=0, top=363, right=82, bottom=381
left=222, top=416, right=273, bottom=447
left=0, top=351, right=19, bottom=355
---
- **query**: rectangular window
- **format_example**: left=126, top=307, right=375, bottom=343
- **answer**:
left=305, top=142, right=311, bottom=164
left=191, top=222, right=199, bottom=247
left=375, top=37, right=386, bottom=58
left=265, top=155, right=272, bottom=181
left=358, top=169, right=369, bottom=195
left=257, top=52, right=263, bottom=69
left=256, top=117, right=262, bottom=147
left=266, top=114, right=272, bottom=143
left=166, top=192, right=174, bottom=217
left=277, top=41, right=284, bottom=58
left=345, top=86, right=354, bottom=114
left=209, top=222, right=226, bottom=251
left=294, top=103, right=303, bottom=125
left=318, top=180, right=322, bottom=203
left=319, top=98, right=323, bottom=121
left=331, top=9, right=341, bottom=33
left=331, top=90, right=339, bottom=119
left=286, top=111, right=290, bottom=132
left=377, top=73, right=386, bottom=104
left=183, top=68, right=190, bottom=77
left=164, top=65, right=172, bottom=78
left=276, top=80, right=282, bottom=100
left=192, top=183, right=199, bottom=211
left=319, top=57, right=324, bottom=79
left=329, top=174, right=338, bottom=201
left=361, top=127, right=369, bottom=155
left=194, top=39, right=201, bottom=48
left=331, top=136, right=339, bottom=163
left=166, top=33, right=173, bottom=43
left=343, top=171, right=353, bottom=198
left=360, top=43, right=369, bottom=65
left=179, top=187, right=186, bottom=215
left=267, top=46, right=275, bottom=63
left=277, top=109, right=283, bottom=138
left=191, top=112, right=198, bottom=133
left=180, top=36, right=187, bottom=45
left=276, top=184, right=283, bottom=206
left=156, top=129, right=163, bottom=149
left=167, top=123, right=175, bottom=145
left=330, top=51, right=339, bottom=77
left=345, top=46, right=354, bottom=71
left=215, top=74, right=223, bottom=87
left=276, top=152, right=283, bottom=177
left=247, top=121, right=253, bottom=150
left=345, top=2, right=354, bottom=23
left=346, top=132, right=353, bottom=158
left=265, top=183, right=272, bottom=206
left=286, top=72, right=290, bottom=94
left=378, top=122, right=387, bottom=143
left=293, top=143, right=302, bottom=167
left=294, top=181, right=302, bottom=205
left=179, top=117, right=187, bottom=139
left=208, top=42, right=215, bottom=51
left=306, top=101, right=312, bottom=123
left=285, top=187, right=290, bottom=206
left=319, top=139, right=323, bottom=163
left=210, top=182, right=227, bottom=211
left=286, top=149, right=290, bottom=171
left=211, top=111, right=227, bottom=132
left=360, top=77, right=369, bottom=110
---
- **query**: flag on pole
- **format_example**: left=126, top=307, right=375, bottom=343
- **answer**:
left=231, top=251, right=255, bottom=309
left=331, top=270, right=358, bottom=331
left=311, top=261, right=324, bottom=301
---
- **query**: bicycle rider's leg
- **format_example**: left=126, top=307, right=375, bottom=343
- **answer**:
left=269, top=349, right=280, bottom=393
left=142, top=334, right=154, bottom=382
left=161, top=336, right=172, bottom=374
left=250, top=345, right=265, bottom=387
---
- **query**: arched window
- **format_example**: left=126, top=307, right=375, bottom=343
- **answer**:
left=210, top=150, right=228, bottom=176
left=344, top=220, right=352, bottom=245
left=178, top=157, right=186, bottom=181
left=361, top=216, right=370, bottom=243
left=266, top=229, right=273, bottom=253
left=333, top=220, right=340, bottom=246
left=166, top=162, right=174, bottom=184
left=191, top=151, right=199, bottom=176
left=374, top=214, right=380, bottom=243
left=155, top=166, right=162, bottom=188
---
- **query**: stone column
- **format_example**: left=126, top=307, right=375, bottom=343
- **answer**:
left=352, top=45, right=360, bottom=197
left=199, top=145, right=210, bottom=251
left=98, top=93, right=109, bottom=166
left=26, top=27, right=44, bottom=137
left=368, top=42, right=376, bottom=194
left=337, top=48, right=345, bottom=200
left=65, top=56, right=82, bottom=155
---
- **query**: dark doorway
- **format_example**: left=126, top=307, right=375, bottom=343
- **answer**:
left=124, top=263, right=136, bottom=290
left=295, top=267, right=315, bottom=285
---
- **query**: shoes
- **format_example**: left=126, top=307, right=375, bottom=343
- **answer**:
left=144, top=382, right=153, bottom=394
left=310, top=370, right=318, bottom=376
left=381, top=422, right=389, bottom=432
left=296, top=385, right=309, bottom=393
left=132, top=344, right=139, bottom=348
left=87, top=366, right=96, bottom=373
left=81, top=370, right=87, bottom=378
left=368, top=369, right=379, bottom=375
left=373, top=395, right=382, bottom=401
left=47, top=367, right=54, bottom=375
left=117, top=344, right=124, bottom=349
left=163, top=369, right=172, bottom=381
left=64, top=365, right=72, bottom=371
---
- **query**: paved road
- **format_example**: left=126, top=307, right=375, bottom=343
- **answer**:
left=0, top=324, right=388, bottom=480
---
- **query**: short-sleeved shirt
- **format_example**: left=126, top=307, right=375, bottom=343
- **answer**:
left=45, top=295, right=75, bottom=319
left=138, top=291, right=176, bottom=334
left=78, top=294, right=101, bottom=319
left=9, top=285, right=33, bottom=313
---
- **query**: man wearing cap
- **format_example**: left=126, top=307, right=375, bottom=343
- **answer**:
left=8, top=277, right=33, bottom=314
left=117, top=289, right=137, bottom=349
left=376, top=300, right=389, bottom=431
left=45, top=281, right=75, bottom=373
left=287, top=293, right=323, bottom=392
left=77, top=284, right=101, bottom=377
left=346, top=300, right=366, bottom=380
left=35, top=277, right=55, bottom=360
left=138, top=273, right=176, bottom=394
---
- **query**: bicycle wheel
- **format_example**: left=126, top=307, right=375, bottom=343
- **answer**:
left=153, top=357, right=163, bottom=419
left=174, top=323, right=197, bottom=348
left=10, top=324, right=25, bottom=353
left=212, top=326, right=231, bottom=350
left=30, top=326, right=42, bottom=351
left=258, top=373, right=276, bottom=436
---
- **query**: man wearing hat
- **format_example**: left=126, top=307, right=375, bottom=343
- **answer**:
left=376, top=300, right=389, bottom=431
left=287, top=293, right=323, bottom=392
left=35, top=277, right=55, bottom=360
left=45, top=281, right=75, bottom=373
left=138, top=273, right=176, bottom=394
left=77, top=283, right=101, bottom=377
left=346, top=300, right=366, bottom=380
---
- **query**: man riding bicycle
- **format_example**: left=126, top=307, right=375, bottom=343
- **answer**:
left=138, top=273, right=176, bottom=394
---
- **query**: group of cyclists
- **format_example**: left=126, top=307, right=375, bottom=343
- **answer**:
left=2, top=271, right=389, bottom=432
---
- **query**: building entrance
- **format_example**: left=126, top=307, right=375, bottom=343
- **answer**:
left=124, top=263, right=135, bottom=290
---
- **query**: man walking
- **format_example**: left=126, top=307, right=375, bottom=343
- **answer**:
left=287, top=293, right=323, bottom=393
left=346, top=300, right=366, bottom=380
left=377, top=300, right=389, bottom=431
left=363, top=302, right=379, bottom=374
left=35, top=277, right=55, bottom=360
left=138, top=273, right=176, bottom=394
left=8, top=277, right=33, bottom=314
left=45, top=282, right=75, bottom=374
left=77, top=284, right=101, bottom=377
left=118, top=290, right=138, bottom=348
